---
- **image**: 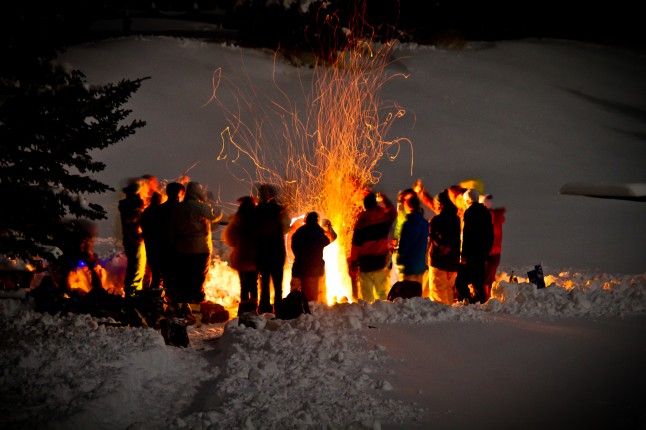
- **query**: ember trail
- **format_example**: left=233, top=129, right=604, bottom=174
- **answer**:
left=210, top=8, right=411, bottom=306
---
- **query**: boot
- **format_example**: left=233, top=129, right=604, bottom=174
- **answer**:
left=177, top=303, right=196, bottom=325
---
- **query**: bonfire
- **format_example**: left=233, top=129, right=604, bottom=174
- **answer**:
left=208, top=5, right=411, bottom=306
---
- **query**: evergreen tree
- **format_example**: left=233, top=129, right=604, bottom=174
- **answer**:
left=0, top=40, right=148, bottom=260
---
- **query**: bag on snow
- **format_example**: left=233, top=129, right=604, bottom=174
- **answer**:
left=527, top=264, right=546, bottom=289
left=275, top=289, right=310, bottom=320
left=160, top=318, right=189, bottom=347
left=387, top=280, right=422, bottom=301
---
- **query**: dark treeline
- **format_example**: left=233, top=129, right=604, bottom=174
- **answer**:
left=2, top=0, right=644, bottom=52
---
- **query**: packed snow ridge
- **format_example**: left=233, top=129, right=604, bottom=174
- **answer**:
left=1, top=267, right=645, bottom=429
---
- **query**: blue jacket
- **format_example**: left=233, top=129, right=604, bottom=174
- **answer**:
left=397, top=211, right=429, bottom=275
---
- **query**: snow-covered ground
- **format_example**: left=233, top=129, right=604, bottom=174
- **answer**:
left=2, top=22, right=646, bottom=430
left=2, top=271, right=645, bottom=429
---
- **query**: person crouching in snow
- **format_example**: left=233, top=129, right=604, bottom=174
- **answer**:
left=169, top=181, right=222, bottom=323
left=291, top=212, right=337, bottom=304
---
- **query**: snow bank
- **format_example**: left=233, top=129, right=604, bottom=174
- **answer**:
left=559, top=182, right=646, bottom=201
left=0, top=298, right=213, bottom=430
left=2, top=267, right=645, bottom=430
left=489, top=270, right=646, bottom=317
left=172, top=268, right=646, bottom=429
left=177, top=311, right=423, bottom=430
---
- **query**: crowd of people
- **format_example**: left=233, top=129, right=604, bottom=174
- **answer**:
left=350, top=177, right=505, bottom=306
left=223, top=184, right=292, bottom=318
left=117, top=174, right=505, bottom=325
left=118, top=174, right=222, bottom=323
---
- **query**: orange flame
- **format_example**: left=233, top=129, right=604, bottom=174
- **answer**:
left=208, top=11, right=411, bottom=306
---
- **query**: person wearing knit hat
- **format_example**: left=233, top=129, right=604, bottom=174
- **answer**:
left=455, top=187, right=494, bottom=304
left=459, top=178, right=485, bottom=196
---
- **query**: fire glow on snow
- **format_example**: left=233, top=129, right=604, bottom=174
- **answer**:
left=1, top=265, right=644, bottom=429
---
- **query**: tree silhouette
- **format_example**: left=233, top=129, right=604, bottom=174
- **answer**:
left=0, top=41, right=148, bottom=260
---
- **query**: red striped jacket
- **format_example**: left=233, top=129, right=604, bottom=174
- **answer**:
left=350, top=204, right=397, bottom=272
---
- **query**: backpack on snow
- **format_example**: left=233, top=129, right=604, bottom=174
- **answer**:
left=275, top=289, right=310, bottom=320
left=160, top=318, right=189, bottom=347
left=387, top=280, right=422, bottom=301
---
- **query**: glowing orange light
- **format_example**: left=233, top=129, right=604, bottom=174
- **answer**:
left=208, top=8, right=412, bottom=306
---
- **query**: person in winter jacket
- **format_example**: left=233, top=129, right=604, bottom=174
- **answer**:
left=169, top=181, right=222, bottom=320
left=140, top=191, right=163, bottom=289
left=393, top=188, right=416, bottom=249
left=455, top=188, right=494, bottom=304
left=291, top=212, right=337, bottom=304
left=118, top=180, right=146, bottom=297
left=223, top=196, right=260, bottom=315
left=428, top=190, right=461, bottom=305
left=349, top=192, right=397, bottom=302
left=255, top=184, right=291, bottom=314
left=396, top=194, right=429, bottom=286
left=140, top=182, right=185, bottom=291
left=480, top=194, right=506, bottom=299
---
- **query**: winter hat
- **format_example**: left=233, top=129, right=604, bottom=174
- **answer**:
left=363, top=192, right=377, bottom=210
left=459, top=178, right=485, bottom=195
left=464, top=188, right=479, bottom=205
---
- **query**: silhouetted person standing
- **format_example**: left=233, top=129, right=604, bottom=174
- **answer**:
left=169, top=181, right=222, bottom=322
left=141, top=182, right=185, bottom=291
left=255, top=184, right=290, bottom=314
left=481, top=194, right=506, bottom=300
left=455, top=188, right=493, bottom=304
left=140, top=191, right=163, bottom=289
left=349, top=192, right=397, bottom=302
left=119, top=180, right=146, bottom=297
left=223, top=196, right=260, bottom=316
left=428, top=190, right=461, bottom=305
left=291, top=212, right=337, bottom=304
